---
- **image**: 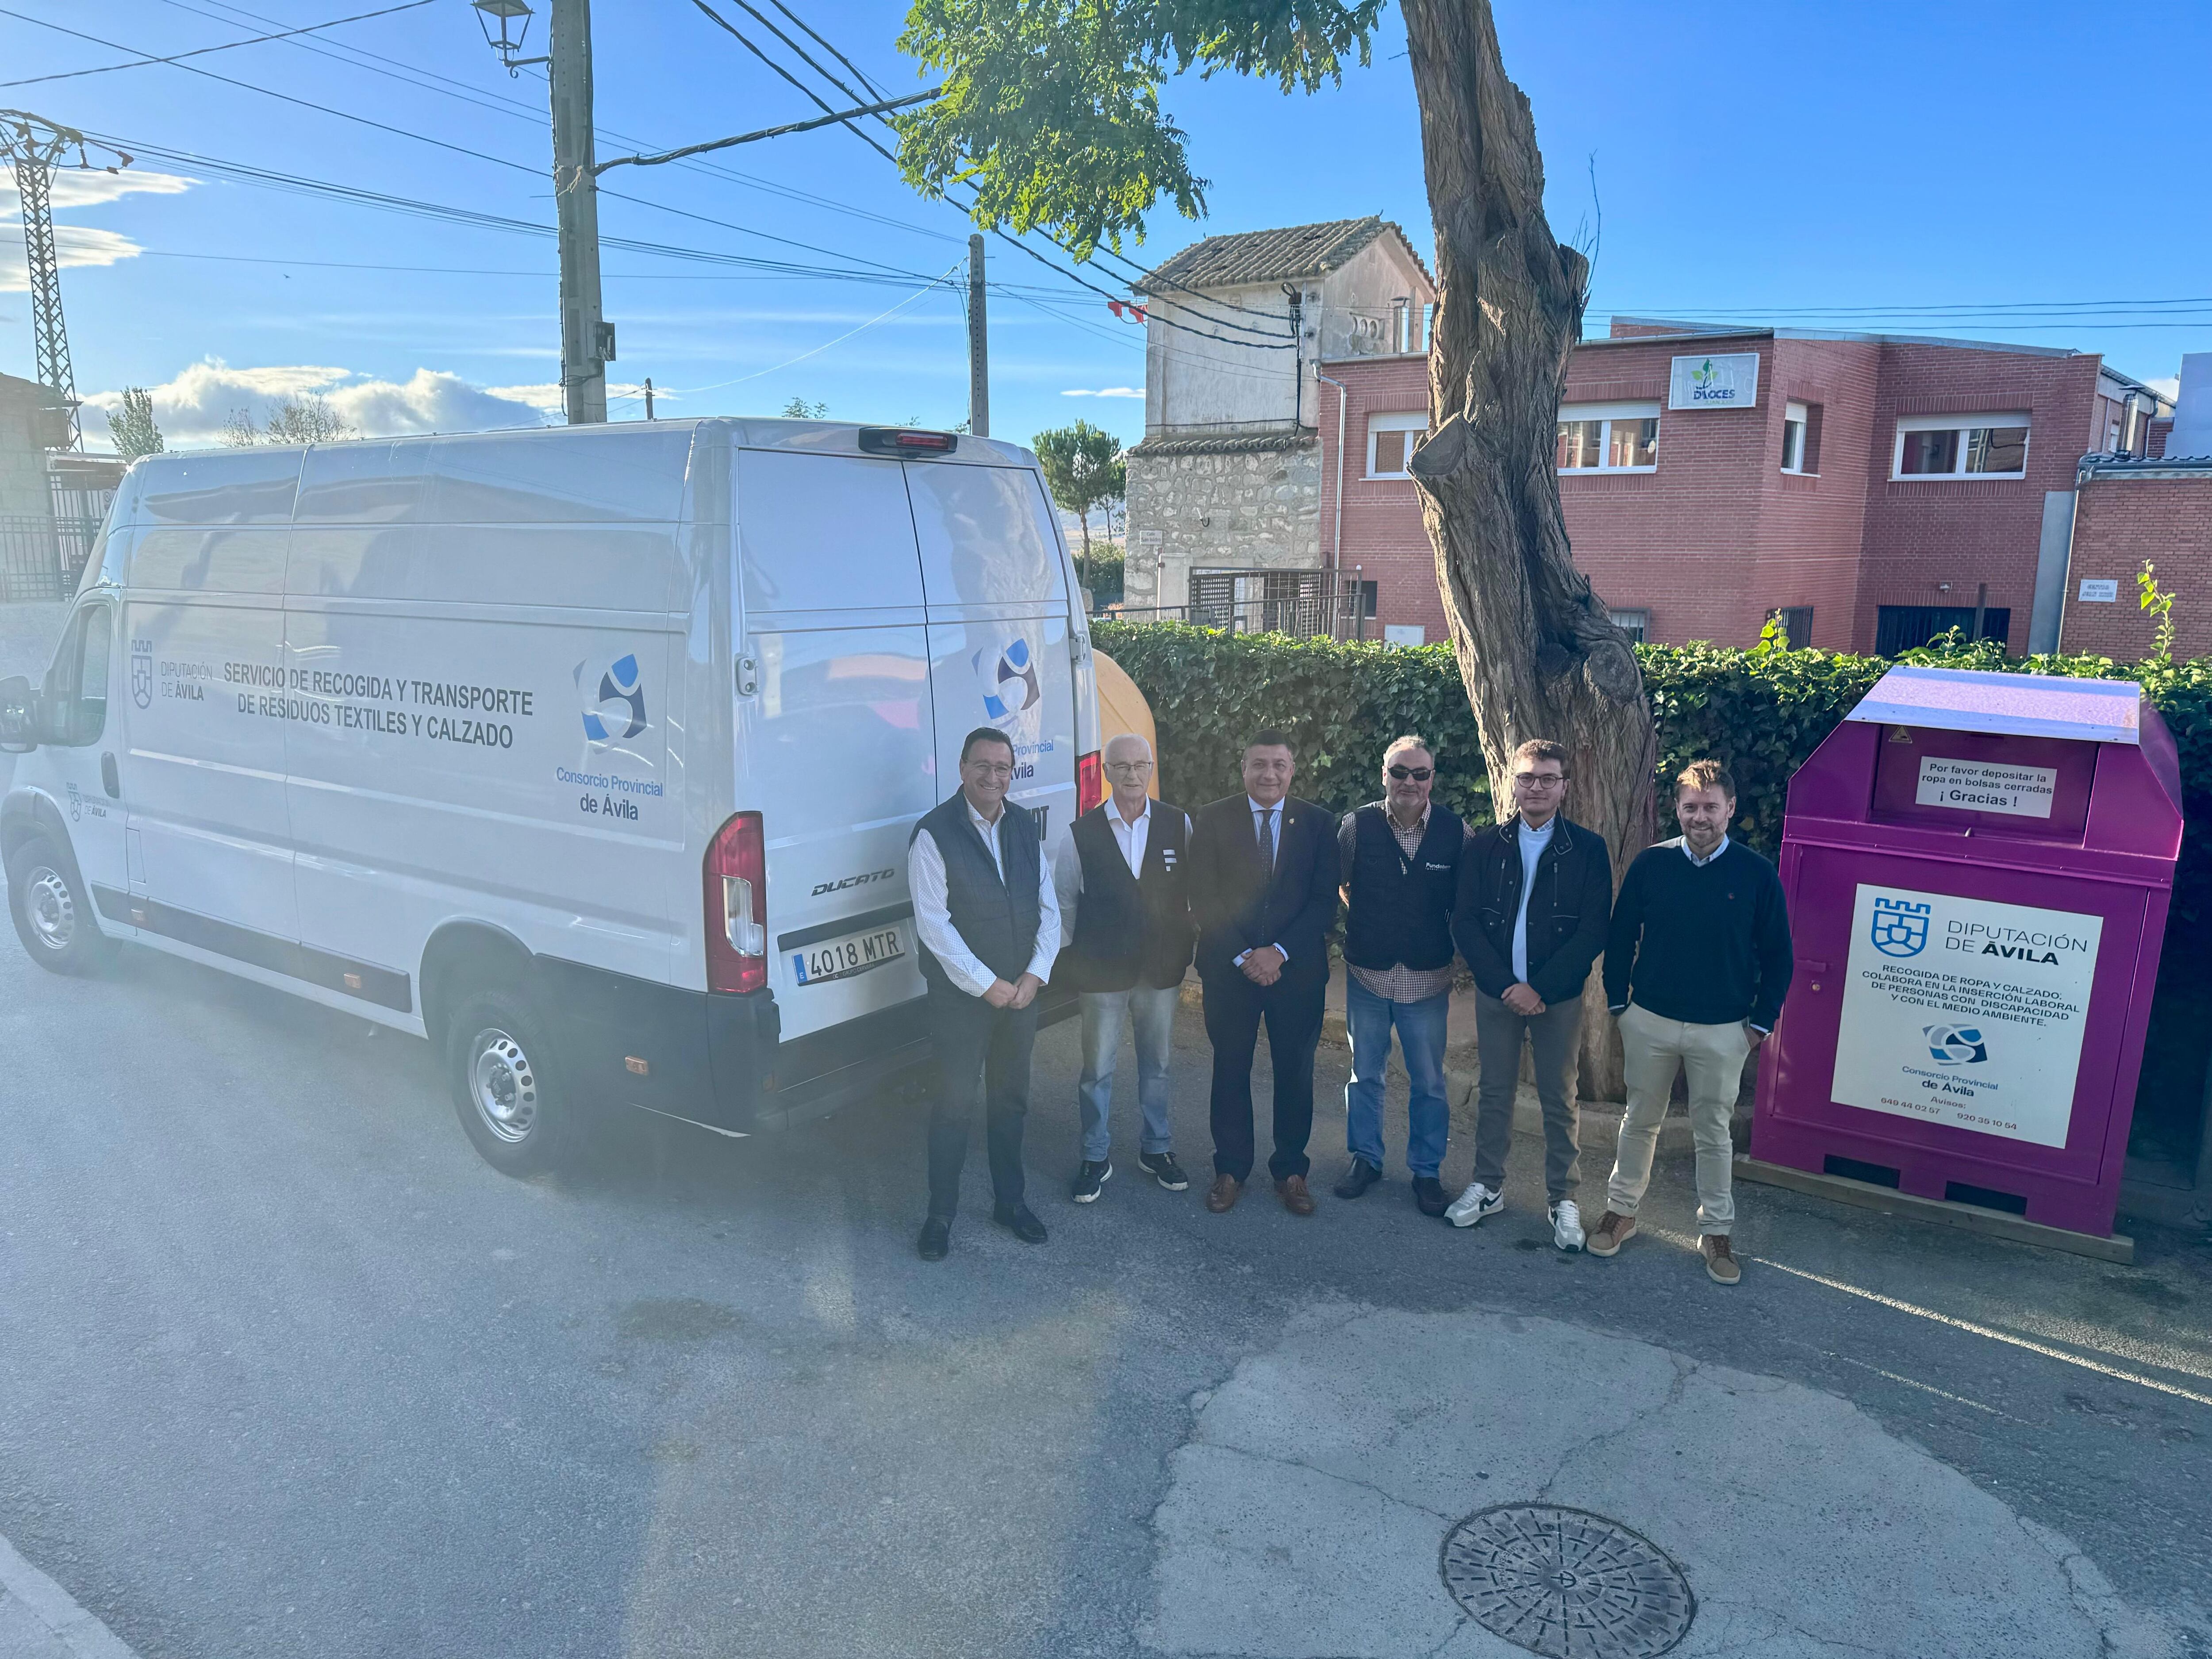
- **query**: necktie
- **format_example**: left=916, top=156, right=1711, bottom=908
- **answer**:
left=1256, top=806, right=1277, bottom=869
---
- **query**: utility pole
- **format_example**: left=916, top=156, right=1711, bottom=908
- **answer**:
left=549, top=0, right=609, bottom=424
left=643, top=377, right=655, bottom=419
left=0, top=111, right=121, bottom=452
left=967, top=233, right=988, bottom=438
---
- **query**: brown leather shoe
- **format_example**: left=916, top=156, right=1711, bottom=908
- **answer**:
left=1586, top=1211, right=1637, bottom=1258
left=1275, top=1174, right=1317, bottom=1216
left=1206, top=1173, right=1242, bottom=1214
left=1701, top=1233, right=1742, bottom=1285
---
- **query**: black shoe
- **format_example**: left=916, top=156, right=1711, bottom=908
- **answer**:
left=1071, top=1159, right=1111, bottom=1203
left=917, top=1217, right=950, bottom=1260
left=1140, top=1151, right=1191, bottom=1191
left=992, top=1203, right=1048, bottom=1244
left=1333, top=1157, right=1383, bottom=1200
left=1412, top=1175, right=1448, bottom=1217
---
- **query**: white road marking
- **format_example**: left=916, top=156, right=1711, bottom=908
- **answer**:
left=0, top=1535, right=138, bottom=1659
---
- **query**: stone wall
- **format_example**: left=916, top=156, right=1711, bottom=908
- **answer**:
left=1123, top=436, right=1321, bottom=614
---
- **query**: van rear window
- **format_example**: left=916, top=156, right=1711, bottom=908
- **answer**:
left=906, top=466, right=1068, bottom=610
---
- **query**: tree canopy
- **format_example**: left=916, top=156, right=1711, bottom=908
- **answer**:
left=894, top=0, right=1383, bottom=255
left=1032, top=419, right=1125, bottom=561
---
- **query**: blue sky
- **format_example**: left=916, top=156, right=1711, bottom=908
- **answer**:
left=3, top=0, right=2206, bottom=454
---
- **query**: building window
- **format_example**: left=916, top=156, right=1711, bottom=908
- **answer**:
left=1875, top=605, right=2011, bottom=656
left=1366, top=412, right=1429, bottom=479
left=1558, top=403, right=1660, bottom=473
left=1893, top=414, right=2030, bottom=480
left=1781, top=402, right=1822, bottom=475
left=1766, top=606, right=1813, bottom=649
left=1609, top=608, right=1649, bottom=644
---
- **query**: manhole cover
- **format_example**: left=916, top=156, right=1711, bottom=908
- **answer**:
left=1440, top=1504, right=1694, bottom=1659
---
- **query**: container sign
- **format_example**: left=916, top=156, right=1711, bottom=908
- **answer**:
left=1831, top=883, right=2101, bottom=1148
left=2078, top=579, right=2119, bottom=603
left=1668, top=352, right=1760, bottom=410
left=1913, top=755, right=2058, bottom=819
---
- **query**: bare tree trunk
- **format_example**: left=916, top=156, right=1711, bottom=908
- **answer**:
left=1401, top=0, right=1655, bottom=1101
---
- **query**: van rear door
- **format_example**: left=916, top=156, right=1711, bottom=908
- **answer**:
left=734, top=447, right=937, bottom=1041
left=906, top=461, right=1078, bottom=852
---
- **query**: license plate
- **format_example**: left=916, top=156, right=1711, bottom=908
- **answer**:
left=791, top=924, right=905, bottom=985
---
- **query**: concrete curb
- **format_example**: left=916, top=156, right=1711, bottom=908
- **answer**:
left=0, top=1533, right=138, bottom=1659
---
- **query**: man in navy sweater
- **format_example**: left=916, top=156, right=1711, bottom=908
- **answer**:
left=1591, top=760, right=1792, bottom=1284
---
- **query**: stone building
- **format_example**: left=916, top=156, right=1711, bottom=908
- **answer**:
left=1121, top=217, right=1434, bottom=631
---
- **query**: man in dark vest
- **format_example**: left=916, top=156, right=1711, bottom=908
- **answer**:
left=908, top=726, right=1062, bottom=1261
left=1187, top=729, right=1341, bottom=1217
left=1448, top=738, right=1614, bottom=1251
left=1333, top=735, right=1464, bottom=1215
left=1051, top=732, right=1195, bottom=1202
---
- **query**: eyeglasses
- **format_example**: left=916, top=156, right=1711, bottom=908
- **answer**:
left=1104, top=760, right=1153, bottom=774
left=1513, top=772, right=1565, bottom=789
left=965, top=761, right=1014, bottom=779
left=1387, top=765, right=1433, bottom=781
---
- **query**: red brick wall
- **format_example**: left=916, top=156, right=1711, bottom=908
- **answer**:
left=1316, top=356, right=1448, bottom=641
left=2149, top=417, right=2174, bottom=459
left=1851, top=346, right=2098, bottom=653
left=2056, top=476, right=2212, bottom=659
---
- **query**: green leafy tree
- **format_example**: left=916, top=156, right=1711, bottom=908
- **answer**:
left=2139, top=560, right=2178, bottom=662
left=105, top=388, right=164, bottom=462
left=780, top=397, right=830, bottom=419
left=1032, top=419, right=1126, bottom=593
left=898, top=0, right=1650, bottom=1092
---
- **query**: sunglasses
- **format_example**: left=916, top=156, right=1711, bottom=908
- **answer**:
left=1386, top=765, right=1433, bottom=781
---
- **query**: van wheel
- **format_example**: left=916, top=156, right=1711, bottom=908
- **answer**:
left=5, top=834, right=111, bottom=976
left=445, top=988, right=577, bottom=1175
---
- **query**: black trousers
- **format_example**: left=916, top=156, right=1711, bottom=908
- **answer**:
left=925, top=983, right=1039, bottom=1219
left=1202, top=967, right=1324, bottom=1183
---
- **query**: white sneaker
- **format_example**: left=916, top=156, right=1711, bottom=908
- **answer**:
left=1445, top=1182, right=1505, bottom=1228
left=1550, top=1199, right=1586, bottom=1252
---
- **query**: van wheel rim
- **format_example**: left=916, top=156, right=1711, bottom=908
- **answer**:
left=468, top=1029, right=538, bottom=1144
left=25, top=865, right=75, bottom=951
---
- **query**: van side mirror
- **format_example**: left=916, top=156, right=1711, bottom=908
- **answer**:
left=0, top=675, right=37, bottom=752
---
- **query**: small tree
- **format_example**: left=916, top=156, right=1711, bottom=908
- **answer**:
left=781, top=397, right=830, bottom=419
left=262, top=395, right=357, bottom=445
left=219, top=407, right=260, bottom=448
left=1033, top=420, right=1126, bottom=595
left=106, top=388, right=164, bottom=462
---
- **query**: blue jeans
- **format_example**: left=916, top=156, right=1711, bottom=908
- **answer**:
left=1344, top=976, right=1451, bottom=1179
left=1078, top=984, right=1179, bottom=1163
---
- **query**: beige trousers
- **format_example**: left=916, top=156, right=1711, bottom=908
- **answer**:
left=1606, top=1002, right=1750, bottom=1235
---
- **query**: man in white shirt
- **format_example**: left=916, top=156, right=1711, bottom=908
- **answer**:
left=1051, top=732, right=1195, bottom=1202
left=909, top=727, right=1061, bottom=1260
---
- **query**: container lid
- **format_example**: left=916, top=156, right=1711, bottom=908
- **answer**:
left=1844, top=664, right=2142, bottom=745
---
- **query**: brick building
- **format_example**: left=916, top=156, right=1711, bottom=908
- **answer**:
left=2055, top=455, right=2212, bottom=660
left=1315, top=320, right=2173, bottom=653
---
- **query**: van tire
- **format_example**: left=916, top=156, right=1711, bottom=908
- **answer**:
left=5, top=833, right=112, bottom=976
left=444, top=987, right=577, bottom=1175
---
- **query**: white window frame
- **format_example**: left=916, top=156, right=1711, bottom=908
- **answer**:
left=1609, top=607, right=1650, bottom=643
left=1891, top=411, right=2032, bottom=481
left=1558, top=401, right=1660, bottom=474
left=1781, top=401, right=1810, bottom=475
left=1365, top=411, right=1429, bottom=480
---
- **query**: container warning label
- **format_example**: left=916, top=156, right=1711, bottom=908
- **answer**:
left=1913, top=755, right=2058, bottom=819
left=1829, top=883, right=2100, bottom=1148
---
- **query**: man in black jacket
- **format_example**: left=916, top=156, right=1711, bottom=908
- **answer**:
left=1334, top=735, right=1463, bottom=1215
left=1447, top=739, right=1614, bottom=1251
left=1051, top=732, right=1195, bottom=1202
left=1187, top=729, right=1340, bottom=1217
left=1591, top=759, right=1793, bottom=1285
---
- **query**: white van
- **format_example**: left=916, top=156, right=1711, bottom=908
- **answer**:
left=1, top=419, right=1103, bottom=1171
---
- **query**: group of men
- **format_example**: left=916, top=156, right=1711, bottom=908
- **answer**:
left=907, top=724, right=1794, bottom=1286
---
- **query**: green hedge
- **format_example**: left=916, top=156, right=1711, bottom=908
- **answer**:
left=1091, top=620, right=2212, bottom=1163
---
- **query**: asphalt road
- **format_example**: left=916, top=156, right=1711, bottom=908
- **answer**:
left=4, top=891, right=2212, bottom=1656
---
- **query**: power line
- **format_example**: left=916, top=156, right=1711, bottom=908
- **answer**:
left=0, top=0, right=434, bottom=88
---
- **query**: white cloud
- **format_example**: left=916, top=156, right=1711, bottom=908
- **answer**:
left=1061, top=386, right=1144, bottom=398
left=0, top=168, right=196, bottom=291
left=81, top=359, right=555, bottom=449
left=2147, top=376, right=2181, bottom=403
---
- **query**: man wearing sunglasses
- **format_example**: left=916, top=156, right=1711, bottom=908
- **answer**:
left=1447, top=738, right=1614, bottom=1251
left=1334, top=735, right=1465, bottom=1214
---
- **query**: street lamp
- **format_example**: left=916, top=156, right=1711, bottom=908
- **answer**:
left=471, top=0, right=539, bottom=74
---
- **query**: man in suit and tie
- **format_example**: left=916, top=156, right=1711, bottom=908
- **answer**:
left=908, top=726, right=1062, bottom=1261
left=1187, top=730, right=1341, bottom=1216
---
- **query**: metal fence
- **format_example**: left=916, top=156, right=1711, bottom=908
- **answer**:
left=0, top=513, right=100, bottom=603
left=1102, top=569, right=1373, bottom=641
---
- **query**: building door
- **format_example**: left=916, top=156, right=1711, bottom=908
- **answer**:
left=1875, top=605, right=2011, bottom=656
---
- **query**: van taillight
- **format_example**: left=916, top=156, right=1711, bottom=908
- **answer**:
left=704, top=811, right=767, bottom=994
left=1077, top=749, right=1104, bottom=813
